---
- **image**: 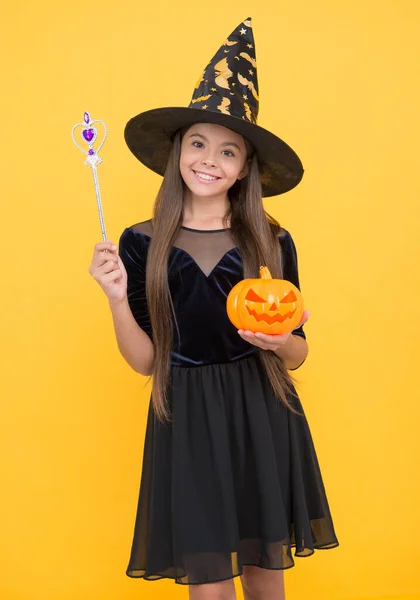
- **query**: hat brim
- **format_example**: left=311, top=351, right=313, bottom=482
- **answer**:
left=124, top=107, right=304, bottom=197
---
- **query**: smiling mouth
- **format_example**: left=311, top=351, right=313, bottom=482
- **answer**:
left=192, top=170, right=221, bottom=183
left=246, top=306, right=297, bottom=325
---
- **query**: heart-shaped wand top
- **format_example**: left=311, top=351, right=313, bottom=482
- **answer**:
left=72, top=112, right=108, bottom=166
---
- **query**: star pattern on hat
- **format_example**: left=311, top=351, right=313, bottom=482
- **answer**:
left=188, top=17, right=259, bottom=124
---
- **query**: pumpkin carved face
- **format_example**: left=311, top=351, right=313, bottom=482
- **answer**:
left=226, top=266, right=304, bottom=335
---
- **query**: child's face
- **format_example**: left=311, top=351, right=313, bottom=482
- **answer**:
left=179, top=122, right=248, bottom=198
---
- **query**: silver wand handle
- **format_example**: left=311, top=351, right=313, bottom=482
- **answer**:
left=91, top=164, right=107, bottom=242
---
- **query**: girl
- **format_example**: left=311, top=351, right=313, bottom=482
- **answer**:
left=89, top=18, right=339, bottom=600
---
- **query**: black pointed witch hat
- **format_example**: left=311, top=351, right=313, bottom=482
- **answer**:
left=124, top=18, right=304, bottom=196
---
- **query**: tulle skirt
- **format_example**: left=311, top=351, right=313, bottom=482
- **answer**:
left=126, top=354, right=339, bottom=585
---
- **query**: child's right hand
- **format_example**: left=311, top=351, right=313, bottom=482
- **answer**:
left=88, top=241, right=128, bottom=304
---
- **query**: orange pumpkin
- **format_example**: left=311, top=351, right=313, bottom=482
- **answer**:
left=226, top=266, right=304, bottom=335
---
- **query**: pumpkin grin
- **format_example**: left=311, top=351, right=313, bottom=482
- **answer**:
left=245, top=305, right=298, bottom=325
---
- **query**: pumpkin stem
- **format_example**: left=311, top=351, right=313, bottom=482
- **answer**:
left=259, top=266, right=272, bottom=280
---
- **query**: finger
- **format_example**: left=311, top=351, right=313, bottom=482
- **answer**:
left=241, top=330, right=276, bottom=343
left=92, top=241, right=117, bottom=263
left=90, top=255, right=118, bottom=278
left=116, top=254, right=126, bottom=269
left=95, top=241, right=117, bottom=252
left=239, top=329, right=257, bottom=339
left=100, top=257, right=120, bottom=274
left=238, top=332, right=266, bottom=349
left=253, top=332, right=289, bottom=351
left=254, top=331, right=288, bottom=342
left=102, top=268, right=122, bottom=284
left=238, top=330, right=271, bottom=349
left=94, top=250, right=119, bottom=269
left=294, top=309, right=310, bottom=330
left=237, top=330, right=254, bottom=341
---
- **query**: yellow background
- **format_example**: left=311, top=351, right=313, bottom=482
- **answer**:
left=1, top=1, right=419, bottom=599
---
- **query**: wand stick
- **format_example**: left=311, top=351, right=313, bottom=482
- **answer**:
left=72, top=112, right=108, bottom=241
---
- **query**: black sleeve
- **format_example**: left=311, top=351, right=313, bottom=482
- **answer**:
left=118, top=228, right=152, bottom=339
left=279, top=229, right=307, bottom=369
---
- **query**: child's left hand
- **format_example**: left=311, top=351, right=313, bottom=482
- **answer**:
left=238, top=310, right=310, bottom=351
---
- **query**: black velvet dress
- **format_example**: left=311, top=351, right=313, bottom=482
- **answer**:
left=118, top=219, right=339, bottom=585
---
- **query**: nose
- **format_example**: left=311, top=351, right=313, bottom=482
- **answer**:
left=201, top=151, right=218, bottom=168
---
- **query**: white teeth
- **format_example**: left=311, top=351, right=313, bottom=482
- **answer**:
left=195, top=171, right=218, bottom=181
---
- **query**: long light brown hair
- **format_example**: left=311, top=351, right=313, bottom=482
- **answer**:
left=146, top=128, right=302, bottom=422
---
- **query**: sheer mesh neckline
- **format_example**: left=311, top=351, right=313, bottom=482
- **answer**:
left=128, top=219, right=288, bottom=278
left=181, top=226, right=230, bottom=233
left=129, top=220, right=237, bottom=277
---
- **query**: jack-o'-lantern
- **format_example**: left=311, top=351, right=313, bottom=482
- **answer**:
left=226, top=266, right=304, bottom=335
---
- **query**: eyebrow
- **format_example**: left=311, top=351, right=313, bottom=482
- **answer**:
left=188, top=132, right=242, bottom=152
